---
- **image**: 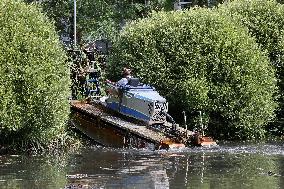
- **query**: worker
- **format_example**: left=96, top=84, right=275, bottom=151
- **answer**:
left=106, top=67, right=132, bottom=96
left=117, top=67, right=132, bottom=86
left=106, top=67, right=132, bottom=86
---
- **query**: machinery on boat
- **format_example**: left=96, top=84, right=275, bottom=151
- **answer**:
left=100, top=78, right=217, bottom=147
left=105, top=78, right=168, bottom=125
left=69, top=47, right=217, bottom=149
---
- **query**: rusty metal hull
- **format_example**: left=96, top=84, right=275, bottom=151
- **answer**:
left=70, top=100, right=185, bottom=150
left=72, top=113, right=128, bottom=148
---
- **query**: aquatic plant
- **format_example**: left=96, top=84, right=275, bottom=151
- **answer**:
left=108, top=9, right=278, bottom=140
left=0, top=0, right=71, bottom=149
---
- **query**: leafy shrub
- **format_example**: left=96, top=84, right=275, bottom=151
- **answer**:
left=218, top=0, right=284, bottom=136
left=0, top=0, right=70, bottom=147
left=38, top=0, right=177, bottom=43
left=108, top=9, right=277, bottom=139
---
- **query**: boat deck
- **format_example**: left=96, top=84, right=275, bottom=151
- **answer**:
left=70, top=100, right=184, bottom=149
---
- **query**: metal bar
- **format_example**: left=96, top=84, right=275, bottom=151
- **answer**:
left=74, top=0, right=77, bottom=47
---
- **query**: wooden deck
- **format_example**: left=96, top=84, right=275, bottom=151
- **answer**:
left=70, top=100, right=185, bottom=149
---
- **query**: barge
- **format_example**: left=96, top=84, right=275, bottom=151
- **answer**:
left=70, top=78, right=217, bottom=150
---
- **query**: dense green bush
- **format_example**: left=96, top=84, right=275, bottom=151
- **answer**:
left=218, top=0, right=284, bottom=135
left=0, top=0, right=70, bottom=148
left=109, top=9, right=278, bottom=139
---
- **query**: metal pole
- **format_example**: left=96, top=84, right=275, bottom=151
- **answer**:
left=74, top=0, right=77, bottom=47
left=199, top=111, right=204, bottom=136
left=182, top=111, right=188, bottom=137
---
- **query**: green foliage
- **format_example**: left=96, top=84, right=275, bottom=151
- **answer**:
left=218, top=0, right=284, bottom=135
left=40, top=0, right=72, bottom=33
left=109, top=9, right=278, bottom=139
left=68, top=48, right=106, bottom=100
left=0, top=0, right=70, bottom=147
left=37, top=0, right=174, bottom=43
left=26, top=0, right=226, bottom=43
left=191, top=0, right=225, bottom=7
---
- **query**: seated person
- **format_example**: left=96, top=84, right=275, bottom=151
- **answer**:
left=106, top=67, right=132, bottom=96
left=117, top=68, right=132, bottom=86
left=106, top=67, right=132, bottom=86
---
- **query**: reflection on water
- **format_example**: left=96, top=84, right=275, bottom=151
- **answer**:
left=0, top=154, right=67, bottom=189
left=0, top=142, right=283, bottom=189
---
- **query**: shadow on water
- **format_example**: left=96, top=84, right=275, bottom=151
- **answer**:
left=0, top=113, right=283, bottom=189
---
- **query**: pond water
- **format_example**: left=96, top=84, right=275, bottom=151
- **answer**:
left=0, top=142, right=283, bottom=189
